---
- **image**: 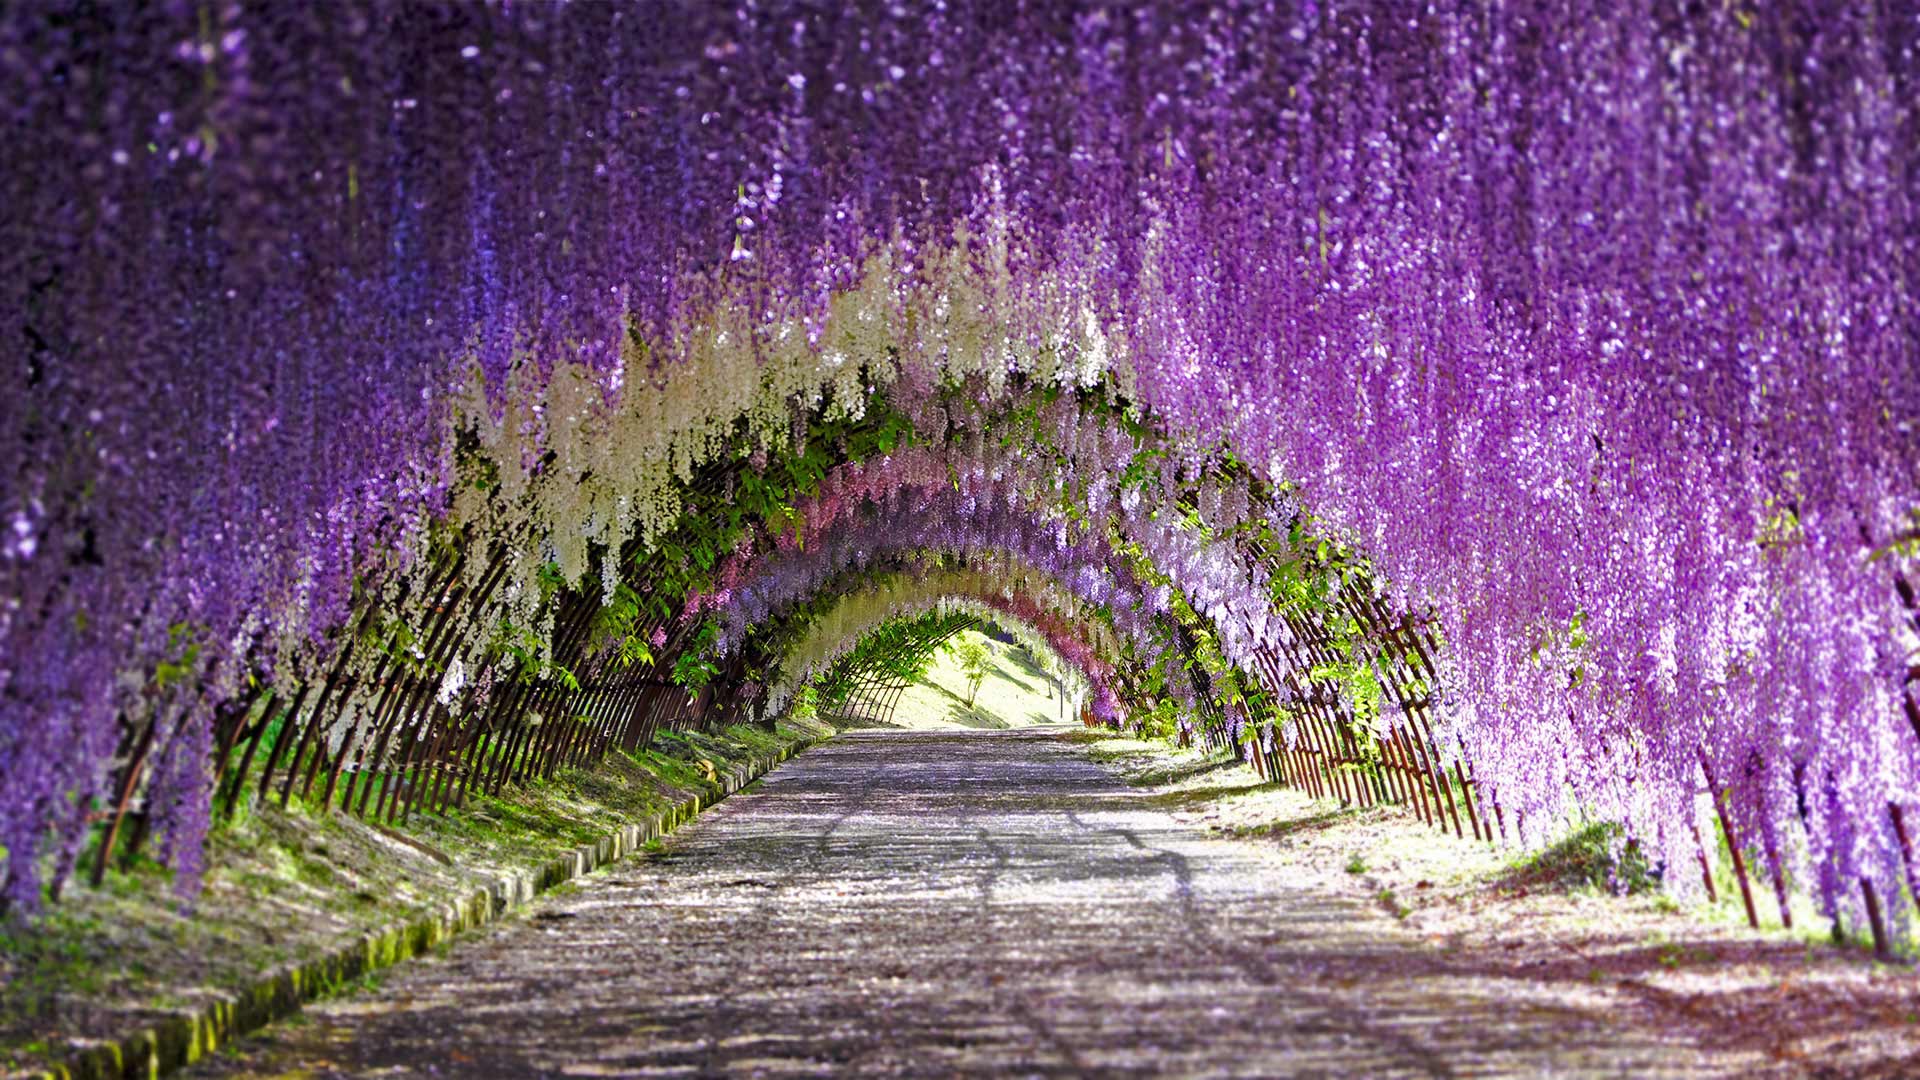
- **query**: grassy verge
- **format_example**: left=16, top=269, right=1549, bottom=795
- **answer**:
left=0, top=717, right=827, bottom=1078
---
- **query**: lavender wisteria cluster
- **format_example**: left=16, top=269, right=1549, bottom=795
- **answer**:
left=2, top=2, right=1916, bottom=941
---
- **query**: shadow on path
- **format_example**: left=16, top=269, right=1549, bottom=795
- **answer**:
left=190, top=728, right=1760, bottom=1078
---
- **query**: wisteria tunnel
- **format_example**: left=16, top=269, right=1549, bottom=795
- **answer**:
left=3, top=1, right=1919, bottom=1076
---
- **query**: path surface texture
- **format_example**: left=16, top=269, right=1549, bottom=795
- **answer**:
left=194, top=729, right=1755, bottom=1078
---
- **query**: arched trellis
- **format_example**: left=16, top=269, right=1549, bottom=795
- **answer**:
left=760, top=567, right=1122, bottom=724
left=156, top=397, right=1781, bottom=946
left=3, top=1, right=1913, bottom=963
left=810, top=610, right=979, bottom=727
left=166, top=406, right=913, bottom=882
left=88, top=367, right=1875, bottom=949
left=32, top=357, right=1907, bottom=959
left=181, top=494, right=1149, bottom=875
left=198, top=535, right=701, bottom=844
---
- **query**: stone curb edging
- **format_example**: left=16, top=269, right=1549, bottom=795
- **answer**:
left=38, top=739, right=814, bottom=1080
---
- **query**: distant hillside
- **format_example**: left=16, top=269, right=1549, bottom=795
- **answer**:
left=884, top=628, right=1071, bottom=731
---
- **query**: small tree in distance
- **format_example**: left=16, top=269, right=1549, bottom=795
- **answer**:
left=953, top=638, right=994, bottom=709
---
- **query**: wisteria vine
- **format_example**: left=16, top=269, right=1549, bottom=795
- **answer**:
left=3, top=2, right=1916, bottom=944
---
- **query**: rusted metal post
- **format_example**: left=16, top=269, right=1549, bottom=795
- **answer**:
left=208, top=692, right=267, bottom=800
left=1688, top=818, right=1720, bottom=904
left=399, top=703, right=462, bottom=824
left=308, top=561, right=450, bottom=809
left=1452, top=760, right=1482, bottom=841
left=1387, top=726, right=1426, bottom=820
left=455, top=680, right=528, bottom=806
left=269, top=636, right=359, bottom=807
left=1863, top=877, right=1893, bottom=960
left=331, top=668, right=407, bottom=813
left=1699, top=750, right=1760, bottom=929
left=220, top=687, right=297, bottom=819
left=378, top=569, right=509, bottom=821
left=1890, top=804, right=1920, bottom=925
left=92, top=714, right=157, bottom=887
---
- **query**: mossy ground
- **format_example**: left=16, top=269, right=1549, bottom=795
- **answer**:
left=0, top=718, right=826, bottom=1077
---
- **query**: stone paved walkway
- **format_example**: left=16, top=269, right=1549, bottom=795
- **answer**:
left=191, top=729, right=1757, bottom=1078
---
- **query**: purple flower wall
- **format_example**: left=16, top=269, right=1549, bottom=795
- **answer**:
left=2, top=2, right=1915, bottom=935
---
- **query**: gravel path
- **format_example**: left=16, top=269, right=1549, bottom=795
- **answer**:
left=190, top=728, right=1756, bottom=1078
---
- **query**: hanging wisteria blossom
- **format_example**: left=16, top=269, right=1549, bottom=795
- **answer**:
left=0, top=0, right=1915, bottom=951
